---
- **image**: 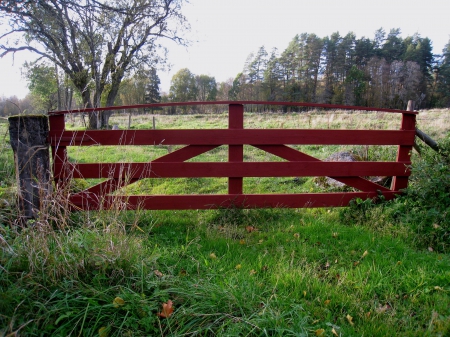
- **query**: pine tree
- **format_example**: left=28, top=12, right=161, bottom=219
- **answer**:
left=145, top=68, right=161, bottom=113
left=436, top=40, right=450, bottom=107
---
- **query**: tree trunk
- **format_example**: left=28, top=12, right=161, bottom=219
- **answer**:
left=100, top=78, right=122, bottom=129
left=55, top=63, right=62, bottom=111
left=80, top=90, right=97, bottom=130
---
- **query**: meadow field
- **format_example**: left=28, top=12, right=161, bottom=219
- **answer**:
left=1, top=107, right=449, bottom=336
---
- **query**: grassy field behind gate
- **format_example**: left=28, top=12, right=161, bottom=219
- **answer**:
left=0, top=108, right=450, bottom=336
left=66, top=109, right=406, bottom=195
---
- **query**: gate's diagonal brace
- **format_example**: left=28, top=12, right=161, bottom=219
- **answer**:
left=253, top=145, right=390, bottom=192
left=152, top=145, right=220, bottom=162
left=71, top=144, right=222, bottom=201
left=71, top=178, right=139, bottom=204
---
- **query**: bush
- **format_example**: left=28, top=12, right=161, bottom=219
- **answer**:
left=401, top=135, right=450, bottom=251
left=341, top=134, right=450, bottom=252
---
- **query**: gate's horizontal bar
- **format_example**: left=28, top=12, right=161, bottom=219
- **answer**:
left=48, top=100, right=416, bottom=115
left=49, top=129, right=416, bottom=146
left=58, top=161, right=410, bottom=179
left=69, top=191, right=400, bottom=210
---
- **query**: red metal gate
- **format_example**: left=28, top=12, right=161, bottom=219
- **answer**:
left=48, top=101, right=416, bottom=211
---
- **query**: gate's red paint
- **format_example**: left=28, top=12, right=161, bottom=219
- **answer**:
left=48, top=101, right=416, bottom=211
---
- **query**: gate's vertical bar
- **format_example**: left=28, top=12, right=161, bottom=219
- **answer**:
left=228, top=104, right=244, bottom=194
left=49, top=113, right=68, bottom=187
left=392, top=100, right=416, bottom=191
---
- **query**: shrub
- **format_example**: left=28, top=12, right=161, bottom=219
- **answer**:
left=341, top=134, right=450, bottom=252
left=401, top=135, right=450, bottom=251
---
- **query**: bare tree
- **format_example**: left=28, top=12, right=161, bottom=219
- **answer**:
left=0, top=0, right=189, bottom=128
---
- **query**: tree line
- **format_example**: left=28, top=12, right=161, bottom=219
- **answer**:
left=166, top=29, right=450, bottom=112
left=0, top=0, right=449, bottom=120
left=2, top=28, right=450, bottom=118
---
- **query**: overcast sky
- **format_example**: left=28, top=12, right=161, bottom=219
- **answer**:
left=1, top=0, right=449, bottom=98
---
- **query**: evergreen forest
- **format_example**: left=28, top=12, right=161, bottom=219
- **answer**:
left=192, top=29, right=450, bottom=110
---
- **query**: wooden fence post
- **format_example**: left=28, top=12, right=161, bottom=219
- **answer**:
left=128, top=110, right=132, bottom=129
left=8, top=115, right=51, bottom=223
left=415, top=128, right=441, bottom=154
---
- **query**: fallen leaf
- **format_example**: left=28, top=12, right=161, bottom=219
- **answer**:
left=239, top=239, right=246, bottom=245
left=433, top=223, right=441, bottom=229
left=331, top=327, right=339, bottom=336
left=179, top=269, right=187, bottom=276
left=294, top=233, right=300, bottom=239
left=249, top=269, right=257, bottom=275
left=154, top=270, right=163, bottom=278
left=258, top=239, right=264, bottom=244
left=209, top=253, right=217, bottom=259
left=157, top=300, right=174, bottom=318
left=332, top=232, right=338, bottom=238
left=315, top=328, right=325, bottom=336
left=113, top=297, right=125, bottom=308
left=246, top=226, right=257, bottom=233
left=98, top=326, right=108, bottom=337
left=362, top=250, right=368, bottom=258
left=303, top=291, right=307, bottom=297
left=365, top=311, right=371, bottom=318
left=235, top=264, right=242, bottom=270
left=376, top=304, right=391, bottom=313
left=353, top=261, right=359, bottom=267
left=324, top=299, right=331, bottom=305
left=346, top=314, right=354, bottom=326
left=434, top=286, right=444, bottom=291
left=397, top=261, right=402, bottom=265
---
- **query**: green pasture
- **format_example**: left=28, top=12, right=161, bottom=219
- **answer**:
left=1, top=109, right=449, bottom=336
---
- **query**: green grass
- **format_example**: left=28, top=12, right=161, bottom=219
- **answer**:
left=1, top=209, right=449, bottom=336
left=1, top=110, right=450, bottom=336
